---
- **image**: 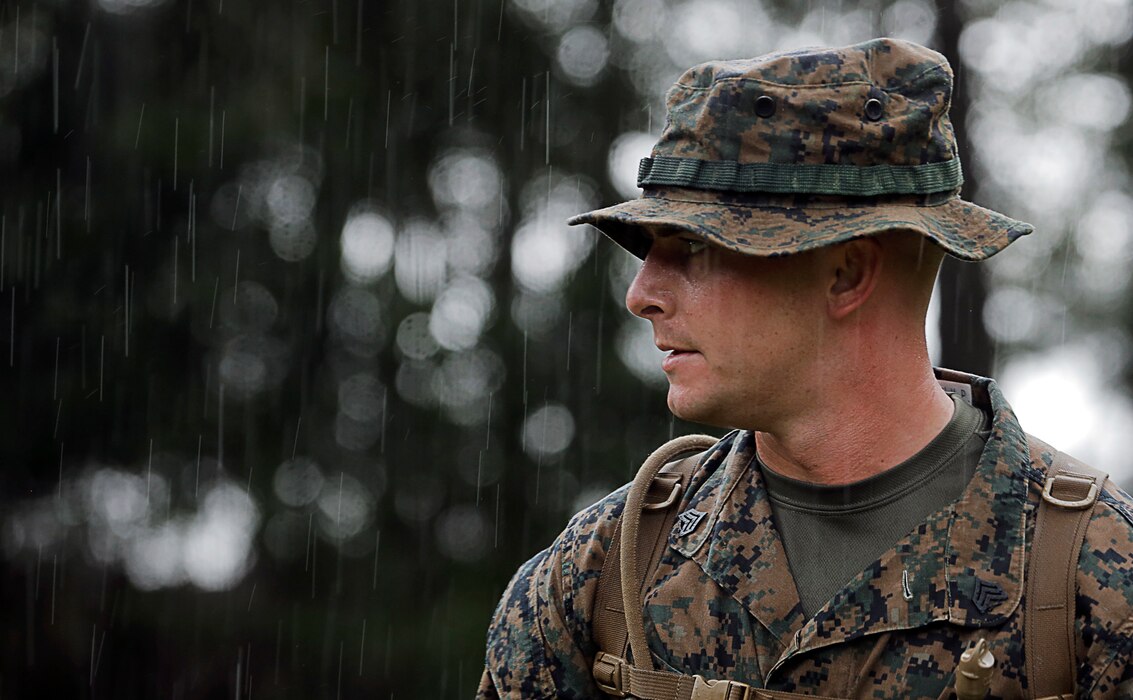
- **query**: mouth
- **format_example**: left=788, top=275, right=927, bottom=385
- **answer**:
left=658, top=344, right=700, bottom=372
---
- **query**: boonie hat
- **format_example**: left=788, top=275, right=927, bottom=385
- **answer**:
left=568, top=38, right=1033, bottom=261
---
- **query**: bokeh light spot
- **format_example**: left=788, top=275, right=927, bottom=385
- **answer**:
left=395, top=219, right=448, bottom=304
left=435, top=505, right=489, bottom=562
left=521, top=403, right=576, bottom=459
left=270, top=221, right=317, bottom=262
left=429, top=277, right=495, bottom=351
left=181, top=482, right=260, bottom=591
left=616, top=318, right=668, bottom=388
left=265, top=174, right=317, bottom=229
left=607, top=132, right=655, bottom=200
left=340, top=207, right=395, bottom=284
left=273, top=457, right=325, bottom=508
left=613, top=0, right=668, bottom=43
left=557, top=26, right=610, bottom=87
left=396, top=312, right=441, bottom=360
left=428, top=149, right=503, bottom=213
left=317, top=473, right=374, bottom=540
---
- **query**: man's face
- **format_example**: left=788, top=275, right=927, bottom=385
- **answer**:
left=625, top=231, right=827, bottom=431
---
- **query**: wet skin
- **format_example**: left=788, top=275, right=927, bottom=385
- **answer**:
left=624, top=231, right=828, bottom=435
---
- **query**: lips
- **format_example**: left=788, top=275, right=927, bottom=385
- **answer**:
left=658, top=342, right=700, bottom=372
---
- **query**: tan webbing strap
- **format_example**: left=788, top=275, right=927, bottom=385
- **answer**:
left=622, top=436, right=720, bottom=674
left=594, top=652, right=848, bottom=700
left=593, top=450, right=707, bottom=664
left=592, top=436, right=853, bottom=700
left=1024, top=436, right=1107, bottom=700
left=593, top=436, right=717, bottom=666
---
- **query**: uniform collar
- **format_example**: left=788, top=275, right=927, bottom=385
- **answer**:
left=670, top=369, right=1031, bottom=678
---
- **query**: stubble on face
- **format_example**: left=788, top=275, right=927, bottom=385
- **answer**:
left=630, top=237, right=827, bottom=432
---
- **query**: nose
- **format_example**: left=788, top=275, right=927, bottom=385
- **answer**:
left=625, top=249, right=670, bottom=320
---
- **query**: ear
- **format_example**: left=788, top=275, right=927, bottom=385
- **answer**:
left=826, top=238, right=882, bottom=320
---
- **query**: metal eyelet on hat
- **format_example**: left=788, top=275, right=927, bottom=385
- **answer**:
left=754, top=95, right=776, bottom=118
left=864, top=97, right=884, bottom=121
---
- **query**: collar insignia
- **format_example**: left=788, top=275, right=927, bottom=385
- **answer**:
left=972, top=578, right=1008, bottom=613
left=674, top=509, right=707, bottom=537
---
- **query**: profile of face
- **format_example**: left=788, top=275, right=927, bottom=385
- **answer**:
left=624, top=230, right=829, bottom=431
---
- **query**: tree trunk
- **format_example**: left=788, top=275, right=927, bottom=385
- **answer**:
left=935, top=1, right=996, bottom=376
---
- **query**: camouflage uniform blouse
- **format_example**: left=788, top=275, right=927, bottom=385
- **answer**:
left=479, top=374, right=1133, bottom=698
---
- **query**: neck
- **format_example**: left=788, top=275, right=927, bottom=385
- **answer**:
left=754, top=348, right=955, bottom=486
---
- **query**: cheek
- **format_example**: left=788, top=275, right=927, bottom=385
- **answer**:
left=709, top=289, right=817, bottom=358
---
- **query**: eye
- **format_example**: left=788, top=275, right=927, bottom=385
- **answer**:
left=681, top=238, right=708, bottom=255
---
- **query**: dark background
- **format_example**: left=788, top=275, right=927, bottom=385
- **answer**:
left=2, top=0, right=1131, bottom=697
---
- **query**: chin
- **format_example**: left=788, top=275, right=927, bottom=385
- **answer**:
left=666, top=387, right=732, bottom=430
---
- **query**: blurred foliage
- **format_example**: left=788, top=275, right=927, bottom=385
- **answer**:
left=0, top=0, right=694, bottom=697
left=1, top=0, right=1131, bottom=698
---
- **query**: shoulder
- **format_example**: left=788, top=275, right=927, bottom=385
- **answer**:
left=491, top=482, right=632, bottom=644
left=1022, top=438, right=1133, bottom=604
left=1078, top=474, right=1133, bottom=610
left=1021, top=434, right=1133, bottom=548
left=553, top=433, right=732, bottom=619
left=1078, top=477, right=1133, bottom=691
left=483, top=484, right=630, bottom=697
left=557, top=483, right=632, bottom=626
left=1094, top=480, right=1133, bottom=533
left=484, top=434, right=733, bottom=696
left=1024, top=438, right=1133, bottom=690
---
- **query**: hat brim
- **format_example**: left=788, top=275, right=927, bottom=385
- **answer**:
left=567, top=190, right=1033, bottom=261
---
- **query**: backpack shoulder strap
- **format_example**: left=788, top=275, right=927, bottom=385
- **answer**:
left=590, top=430, right=1104, bottom=700
left=1024, top=434, right=1108, bottom=700
left=587, top=434, right=860, bottom=700
left=592, top=435, right=716, bottom=666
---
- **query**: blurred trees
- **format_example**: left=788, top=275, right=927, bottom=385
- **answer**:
left=1, top=0, right=1130, bottom=698
left=1, top=1, right=681, bottom=696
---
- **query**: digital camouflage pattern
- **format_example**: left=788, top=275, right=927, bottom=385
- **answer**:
left=568, top=38, right=1034, bottom=261
left=478, top=372, right=1133, bottom=698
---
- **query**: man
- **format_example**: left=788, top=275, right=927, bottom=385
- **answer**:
left=479, top=38, right=1133, bottom=698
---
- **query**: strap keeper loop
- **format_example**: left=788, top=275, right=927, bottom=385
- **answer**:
left=1042, top=472, right=1100, bottom=509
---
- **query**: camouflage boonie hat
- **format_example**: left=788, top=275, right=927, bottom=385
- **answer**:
left=568, top=38, right=1033, bottom=260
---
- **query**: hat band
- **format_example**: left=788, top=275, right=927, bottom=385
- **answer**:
left=637, top=155, right=963, bottom=197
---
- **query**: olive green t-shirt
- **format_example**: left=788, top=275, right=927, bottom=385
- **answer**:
left=760, top=395, right=989, bottom=618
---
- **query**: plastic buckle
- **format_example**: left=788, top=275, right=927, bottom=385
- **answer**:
left=592, top=652, right=627, bottom=697
left=691, top=675, right=752, bottom=700
left=1041, top=474, right=1099, bottom=509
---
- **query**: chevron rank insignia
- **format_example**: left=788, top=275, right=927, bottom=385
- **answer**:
left=971, top=578, right=1008, bottom=613
left=674, top=509, right=706, bottom=537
